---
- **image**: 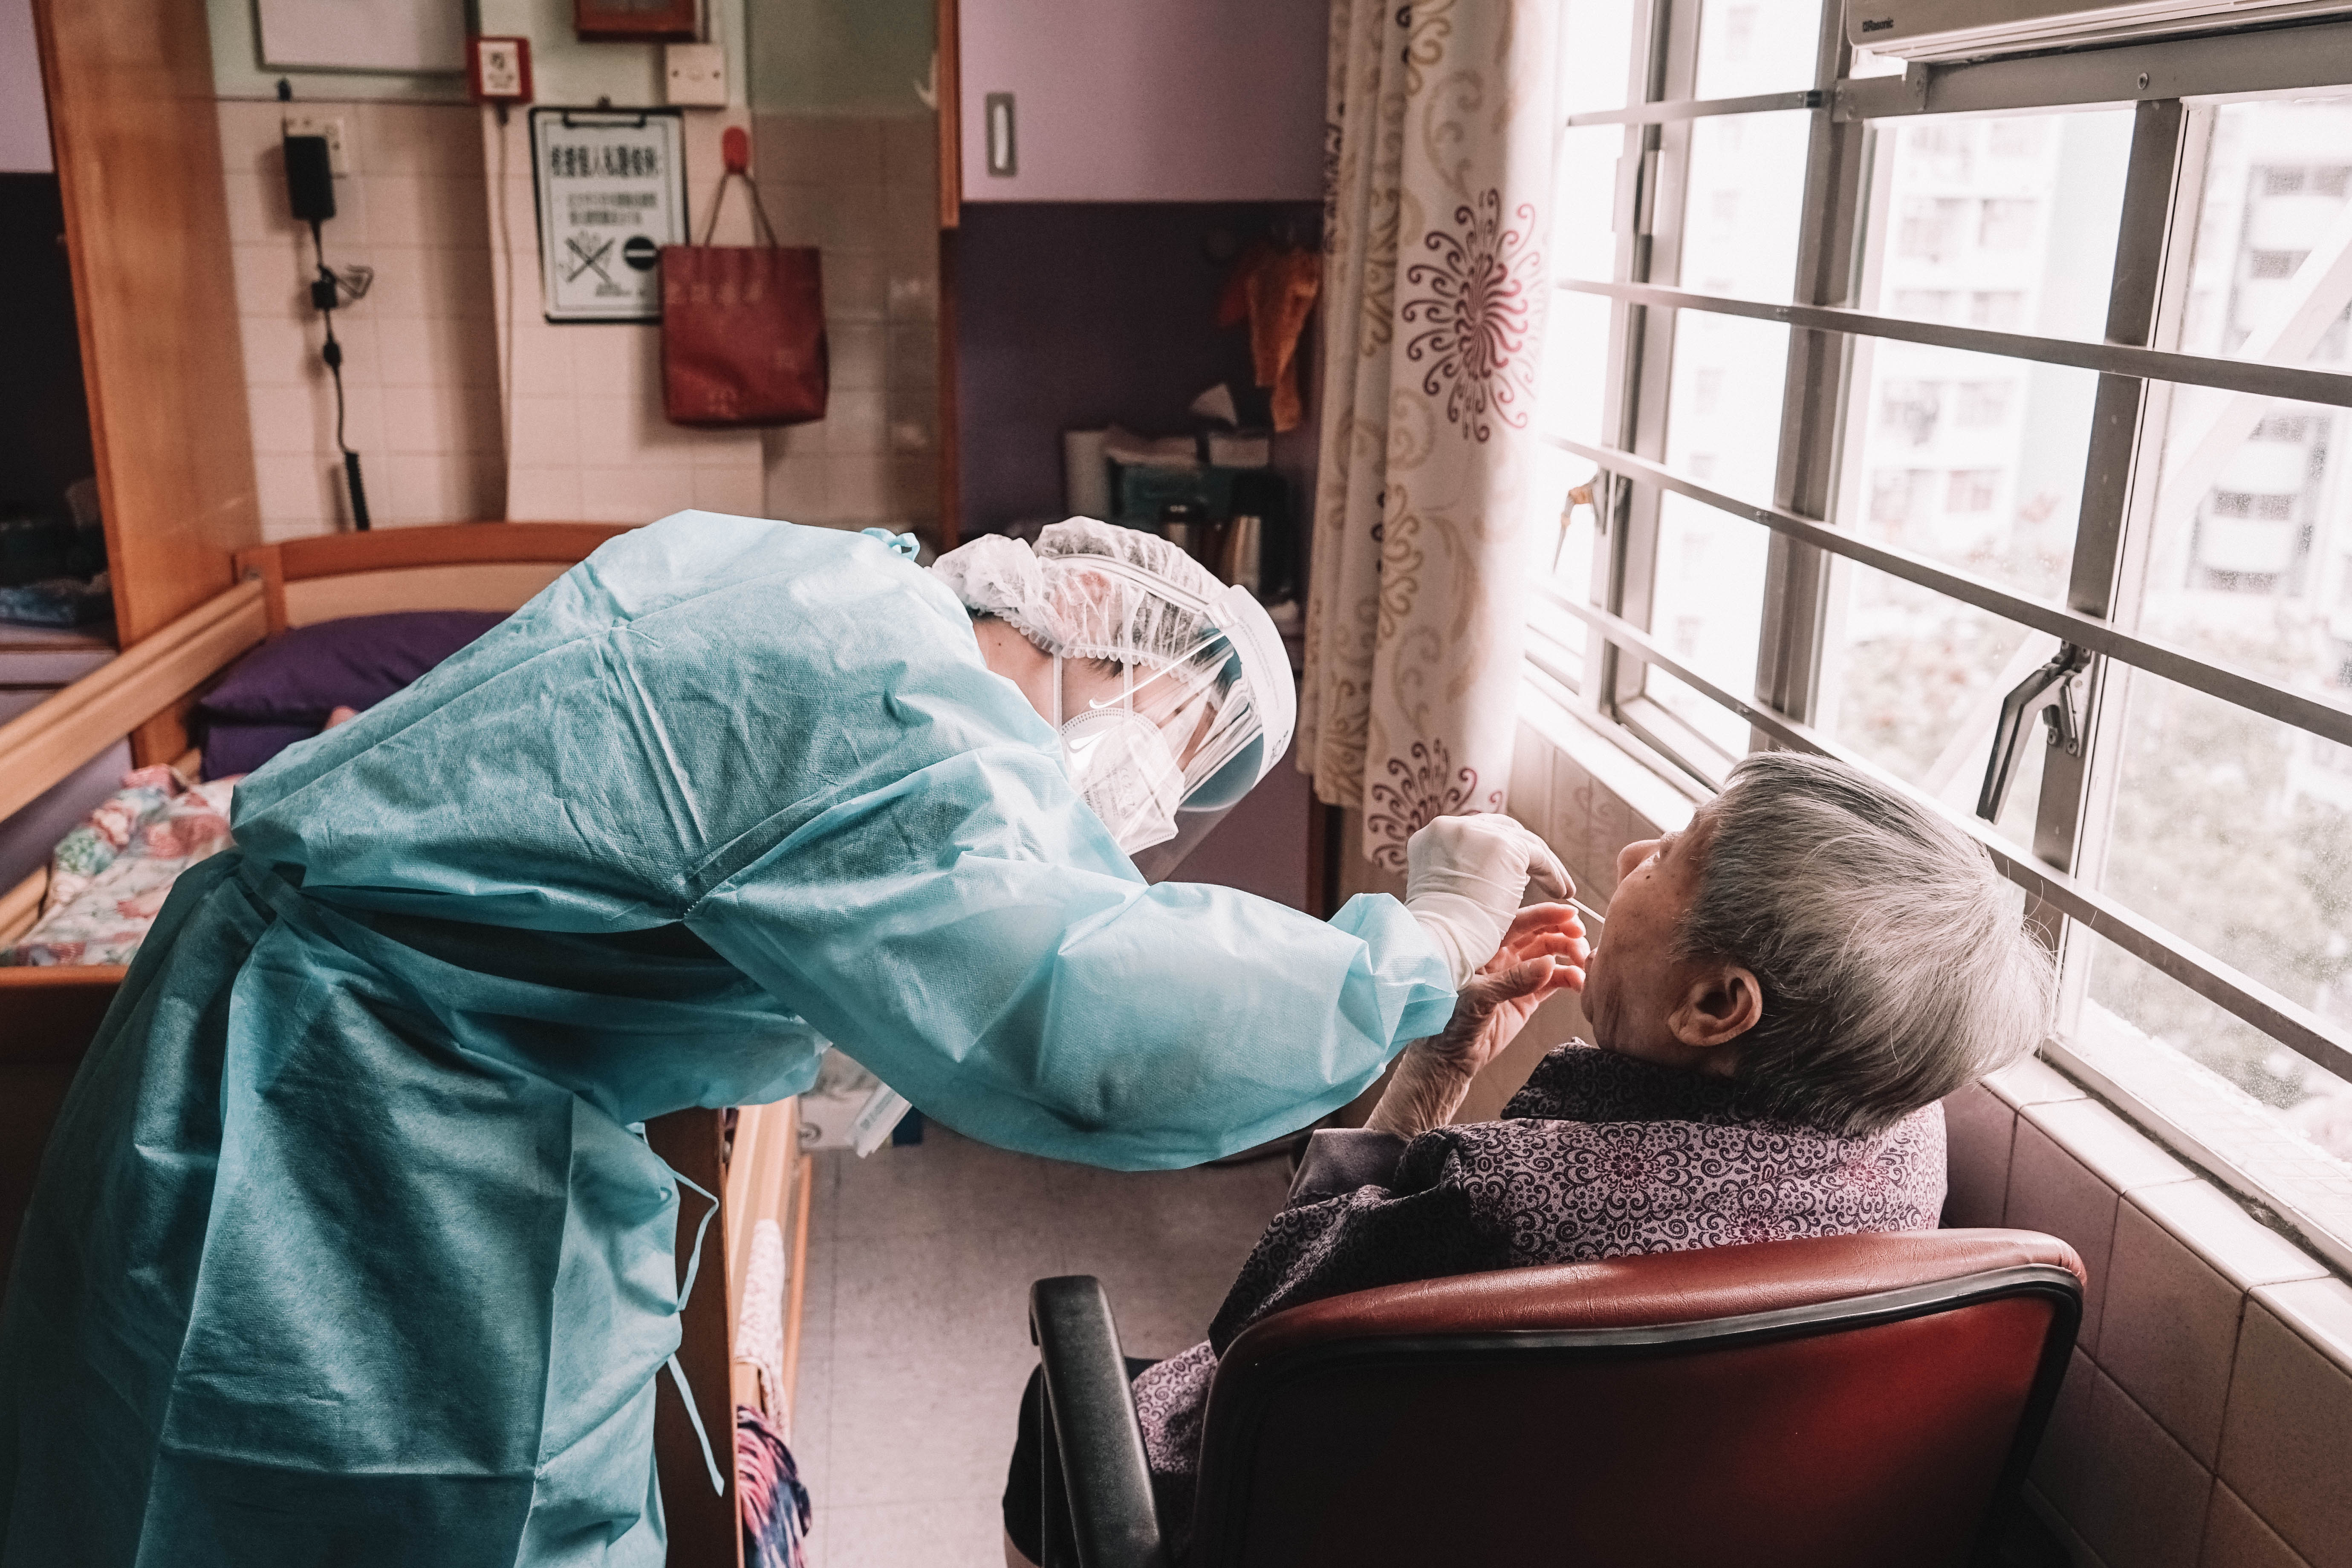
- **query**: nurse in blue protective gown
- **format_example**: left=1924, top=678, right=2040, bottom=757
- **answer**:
left=0, top=512, right=1569, bottom=1567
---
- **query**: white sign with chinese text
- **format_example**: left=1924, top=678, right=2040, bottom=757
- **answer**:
left=529, top=109, right=687, bottom=323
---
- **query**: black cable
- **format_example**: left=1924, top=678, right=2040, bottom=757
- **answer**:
left=310, top=219, right=370, bottom=531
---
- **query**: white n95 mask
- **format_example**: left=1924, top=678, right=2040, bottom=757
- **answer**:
left=1060, top=706, right=1185, bottom=854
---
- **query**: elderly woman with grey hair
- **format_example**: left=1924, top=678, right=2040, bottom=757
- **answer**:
left=1002, top=751, right=2056, bottom=1567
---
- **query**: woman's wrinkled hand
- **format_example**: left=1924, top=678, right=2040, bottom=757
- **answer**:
left=1422, top=902, right=1587, bottom=1078
left=1366, top=903, right=1588, bottom=1141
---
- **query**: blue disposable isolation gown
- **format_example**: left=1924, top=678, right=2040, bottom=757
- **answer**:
left=0, top=512, right=1453, bottom=1567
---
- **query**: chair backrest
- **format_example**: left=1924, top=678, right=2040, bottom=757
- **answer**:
left=1188, top=1228, right=2083, bottom=1568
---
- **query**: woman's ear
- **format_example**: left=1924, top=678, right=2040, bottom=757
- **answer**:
left=1666, top=960, right=1763, bottom=1056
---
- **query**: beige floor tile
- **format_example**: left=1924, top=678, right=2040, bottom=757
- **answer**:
left=828, top=1223, right=1063, bottom=1372
left=790, top=1347, right=835, bottom=1507
left=793, top=1127, right=1292, bottom=1565
left=827, top=1351, right=1032, bottom=1508
left=824, top=1133, right=1062, bottom=1243
left=811, top=1498, right=1004, bottom=1568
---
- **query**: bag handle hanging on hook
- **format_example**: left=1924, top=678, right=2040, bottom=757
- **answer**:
left=699, top=125, right=778, bottom=248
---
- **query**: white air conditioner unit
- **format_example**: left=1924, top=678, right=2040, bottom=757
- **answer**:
left=1847, top=0, right=2352, bottom=61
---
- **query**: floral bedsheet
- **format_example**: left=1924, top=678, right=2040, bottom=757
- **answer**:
left=1, top=766, right=238, bottom=967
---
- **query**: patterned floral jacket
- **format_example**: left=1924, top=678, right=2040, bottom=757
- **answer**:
left=1132, top=1042, right=1947, bottom=1558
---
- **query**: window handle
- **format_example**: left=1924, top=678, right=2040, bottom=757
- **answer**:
left=1976, top=642, right=2093, bottom=822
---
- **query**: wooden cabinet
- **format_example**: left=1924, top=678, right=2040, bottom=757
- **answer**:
left=950, top=0, right=1326, bottom=204
left=32, top=0, right=260, bottom=759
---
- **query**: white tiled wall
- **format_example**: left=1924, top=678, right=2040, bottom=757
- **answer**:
left=751, top=114, right=939, bottom=538
left=215, top=99, right=936, bottom=540
left=484, top=109, right=766, bottom=525
left=1501, top=704, right=2352, bottom=1568
left=217, top=101, right=504, bottom=540
left=1949, top=1063, right=2352, bottom=1568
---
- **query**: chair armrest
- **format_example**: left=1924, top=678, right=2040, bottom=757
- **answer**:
left=1029, top=1276, right=1169, bottom=1568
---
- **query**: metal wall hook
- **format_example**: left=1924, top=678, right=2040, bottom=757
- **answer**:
left=1977, top=642, right=2094, bottom=822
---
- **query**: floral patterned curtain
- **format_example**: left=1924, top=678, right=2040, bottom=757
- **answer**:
left=1300, top=0, right=1559, bottom=872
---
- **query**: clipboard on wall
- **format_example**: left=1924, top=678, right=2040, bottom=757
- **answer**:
left=528, top=107, right=687, bottom=323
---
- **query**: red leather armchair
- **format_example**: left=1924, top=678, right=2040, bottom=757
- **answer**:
left=1028, top=1228, right=2084, bottom=1568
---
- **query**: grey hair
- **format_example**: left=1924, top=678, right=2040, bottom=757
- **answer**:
left=1678, top=751, right=2054, bottom=1138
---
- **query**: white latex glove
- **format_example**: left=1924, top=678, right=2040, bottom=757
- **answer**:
left=1404, top=814, right=1573, bottom=989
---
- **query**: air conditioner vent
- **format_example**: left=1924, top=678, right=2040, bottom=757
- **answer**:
left=1847, top=0, right=2352, bottom=62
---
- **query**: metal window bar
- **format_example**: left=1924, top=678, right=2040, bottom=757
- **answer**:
left=1527, top=581, right=2352, bottom=1089
left=1753, top=14, right=1869, bottom=732
left=1831, top=14, right=2352, bottom=124
left=1543, top=1, right=2352, bottom=1259
left=1565, top=89, right=1823, bottom=127
left=1585, top=15, right=2352, bottom=131
left=1541, top=433, right=2352, bottom=754
left=1585, top=0, right=1719, bottom=755
left=1557, top=277, right=2352, bottom=409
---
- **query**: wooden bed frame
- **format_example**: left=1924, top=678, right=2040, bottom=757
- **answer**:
left=0, top=523, right=806, bottom=1567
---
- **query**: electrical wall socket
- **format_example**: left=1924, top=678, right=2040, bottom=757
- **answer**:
left=664, top=43, right=727, bottom=107
left=283, top=115, right=350, bottom=176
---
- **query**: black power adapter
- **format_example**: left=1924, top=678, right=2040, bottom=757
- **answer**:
left=283, top=134, right=334, bottom=225
left=280, top=116, right=370, bottom=531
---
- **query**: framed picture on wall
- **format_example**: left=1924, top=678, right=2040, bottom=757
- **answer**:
left=529, top=108, right=688, bottom=323
left=573, top=0, right=699, bottom=43
left=256, top=0, right=465, bottom=73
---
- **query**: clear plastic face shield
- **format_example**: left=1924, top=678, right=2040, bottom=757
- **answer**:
left=1046, top=564, right=1294, bottom=881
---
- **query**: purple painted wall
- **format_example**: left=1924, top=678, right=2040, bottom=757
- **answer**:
left=1174, top=737, right=1312, bottom=911
left=958, top=0, right=1326, bottom=203
left=952, top=201, right=1320, bottom=539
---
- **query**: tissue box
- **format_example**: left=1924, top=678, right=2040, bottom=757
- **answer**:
left=798, top=1050, right=883, bottom=1152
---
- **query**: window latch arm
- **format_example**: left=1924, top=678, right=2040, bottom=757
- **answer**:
left=1976, top=642, right=2093, bottom=822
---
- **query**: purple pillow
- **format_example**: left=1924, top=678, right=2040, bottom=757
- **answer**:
left=199, top=610, right=505, bottom=726
left=201, top=721, right=319, bottom=782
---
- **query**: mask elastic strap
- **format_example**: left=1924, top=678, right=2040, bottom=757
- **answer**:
left=662, top=1166, right=728, bottom=1497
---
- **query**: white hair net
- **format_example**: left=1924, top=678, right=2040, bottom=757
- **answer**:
left=932, top=519, right=1296, bottom=862
left=932, top=519, right=1221, bottom=666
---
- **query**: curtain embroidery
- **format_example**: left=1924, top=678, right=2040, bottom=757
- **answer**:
left=1401, top=191, right=1544, bottom=440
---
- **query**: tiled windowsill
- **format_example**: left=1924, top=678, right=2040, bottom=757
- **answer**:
left=2048, top=1021, right=2352, bottom=1283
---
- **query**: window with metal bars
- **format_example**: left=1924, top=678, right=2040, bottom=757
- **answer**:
left=1531, top=0, right=2352, bottom=1270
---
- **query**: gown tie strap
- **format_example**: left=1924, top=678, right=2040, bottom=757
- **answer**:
left=661, top=1164, right=728, bottom=1496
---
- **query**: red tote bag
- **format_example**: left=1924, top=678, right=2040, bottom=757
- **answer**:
left=661, top=165, right=828, bottom=427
